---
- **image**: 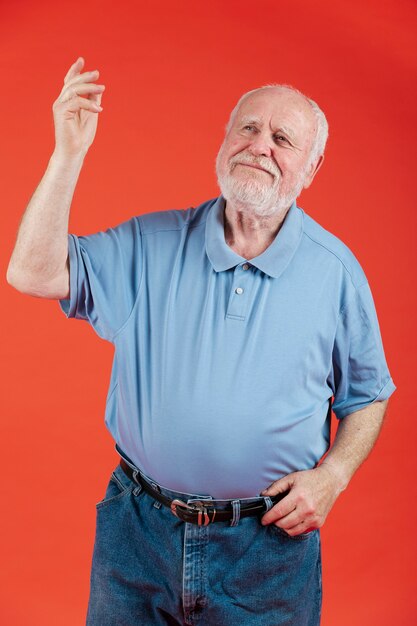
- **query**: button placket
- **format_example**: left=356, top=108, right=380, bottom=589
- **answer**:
left=226, top=264, right=252, bottom=320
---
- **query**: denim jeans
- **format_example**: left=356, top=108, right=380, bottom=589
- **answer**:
left=86, top=459, right=322, bottom=625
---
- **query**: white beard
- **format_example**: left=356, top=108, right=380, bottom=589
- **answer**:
left=216, top=149, right=307, bottom=218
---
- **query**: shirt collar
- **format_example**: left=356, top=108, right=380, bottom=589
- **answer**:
left=205, top=195, right=303, bottom=279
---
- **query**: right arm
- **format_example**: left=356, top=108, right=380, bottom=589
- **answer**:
left=6, top=57, right=105, bottom=299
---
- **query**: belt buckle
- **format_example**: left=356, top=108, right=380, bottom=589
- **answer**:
left=170, top=498, right=216, bottom=526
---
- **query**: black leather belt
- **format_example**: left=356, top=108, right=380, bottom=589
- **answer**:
left=120, top=459, right=288, bottom=526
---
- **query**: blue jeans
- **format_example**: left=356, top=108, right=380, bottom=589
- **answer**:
left=86, top=460, right=322, bottom=625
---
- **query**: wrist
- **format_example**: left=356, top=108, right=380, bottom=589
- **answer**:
left=50, top=148, right=87, bottom=169
left=318, top=460, right=350, bottom=493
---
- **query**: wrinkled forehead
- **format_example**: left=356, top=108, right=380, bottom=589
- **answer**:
left=232, top=88, right=317, bottom=143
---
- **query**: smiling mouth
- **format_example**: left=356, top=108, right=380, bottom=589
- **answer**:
left=235, top=163, right=273, bottom=176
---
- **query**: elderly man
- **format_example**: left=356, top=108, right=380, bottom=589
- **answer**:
left=7, top=57, right=395, bottom=625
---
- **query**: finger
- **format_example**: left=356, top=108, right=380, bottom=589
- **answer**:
left=282, top=521, right=315, bottom=537
left=272, top=508, right=302, bottom=530
left=63, top=69, right=100, bottom=90
left=63, top=57, right=84, bottom=85
left=59, top=83, right=105, bottom=103
left=261, top=495, right=297, bottom=525
left=89, top=90, right=103, bottom=107
left=261, top=474, right=294, bottom=497
left=60, top=75, right=103, bottom=98
left=64, top=95, right=103, bottom=113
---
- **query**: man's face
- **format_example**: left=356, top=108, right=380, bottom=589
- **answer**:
left=216, top=88, right=321, bottom=216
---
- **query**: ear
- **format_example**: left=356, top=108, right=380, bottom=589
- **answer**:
left=303, top=155, right=324, bottom=189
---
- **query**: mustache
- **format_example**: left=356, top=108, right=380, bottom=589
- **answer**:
left=229, top=153, right=280, bottom=178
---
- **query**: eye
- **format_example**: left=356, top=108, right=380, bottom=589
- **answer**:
left=274, top=134, right=289, bottom=144
left=243, top=125, right=256, bottom=131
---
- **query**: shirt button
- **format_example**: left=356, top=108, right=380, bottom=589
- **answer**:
left=235, top=287, right=244, bottom=295
left=242, top=263, right=250, bottom=270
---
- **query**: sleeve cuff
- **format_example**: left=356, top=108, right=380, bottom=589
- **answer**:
left=334, top=377, right=397, bottom=419
left=58, top=234, right=79, bottom=318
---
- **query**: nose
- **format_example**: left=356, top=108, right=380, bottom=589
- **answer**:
left=248, top=131, right=272, bottom=157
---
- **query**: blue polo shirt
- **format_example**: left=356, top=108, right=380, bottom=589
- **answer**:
left=59, top=196, right=395, bottom=498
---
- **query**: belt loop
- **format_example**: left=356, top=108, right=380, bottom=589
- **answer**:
left=150, top=481, right=161, bottom=493
left=230, top=499, right=241, bottom=527
left=263, top=496, right=274, bottom=512
left=132, top=469, right=143, bottom=496
left=132, top=469, right=140, bottom=485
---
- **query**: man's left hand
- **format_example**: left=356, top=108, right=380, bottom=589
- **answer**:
left=260, top=464, right=343, bottom=536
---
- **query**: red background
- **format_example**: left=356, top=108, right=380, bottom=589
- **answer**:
left=1, top=1, right=416, bottom=624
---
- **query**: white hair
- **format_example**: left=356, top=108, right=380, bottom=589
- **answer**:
left=225, top=84, right=329, bottom=168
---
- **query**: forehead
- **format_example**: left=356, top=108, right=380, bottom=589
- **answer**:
left=232, top=88, right=317, bottom=142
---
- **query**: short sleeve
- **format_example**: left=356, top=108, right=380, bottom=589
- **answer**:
left=331, top=281, right=396, bottom=418
left=59, top=216, right=143, bottom=341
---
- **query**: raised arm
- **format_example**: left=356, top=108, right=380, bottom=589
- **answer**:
left=6, top=57, right=105, bottom=299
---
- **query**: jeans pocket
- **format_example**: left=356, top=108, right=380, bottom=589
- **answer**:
left=269, top=524, right=315, bottom=541
left=96, top=466, right=135, bottom=510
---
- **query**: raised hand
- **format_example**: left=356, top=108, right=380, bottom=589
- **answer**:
left=52, top=56, right=105, bottom=159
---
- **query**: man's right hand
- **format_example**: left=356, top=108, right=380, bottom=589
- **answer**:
left=52, top=57, right=105, bottom=159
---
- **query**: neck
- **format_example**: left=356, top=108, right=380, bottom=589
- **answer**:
left=223, top=200, right=291, bottom=259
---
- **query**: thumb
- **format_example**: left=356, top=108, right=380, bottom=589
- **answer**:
left=90, top=91, right=103, bottom=108
left=261, top=474, right=295, bottom=496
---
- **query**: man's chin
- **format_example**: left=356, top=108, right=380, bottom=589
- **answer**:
left=225, top=194, right=281, bottom=217
left=222, top=186, right=297, bottom=217
left=217, top=176, right=286, bottom=212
